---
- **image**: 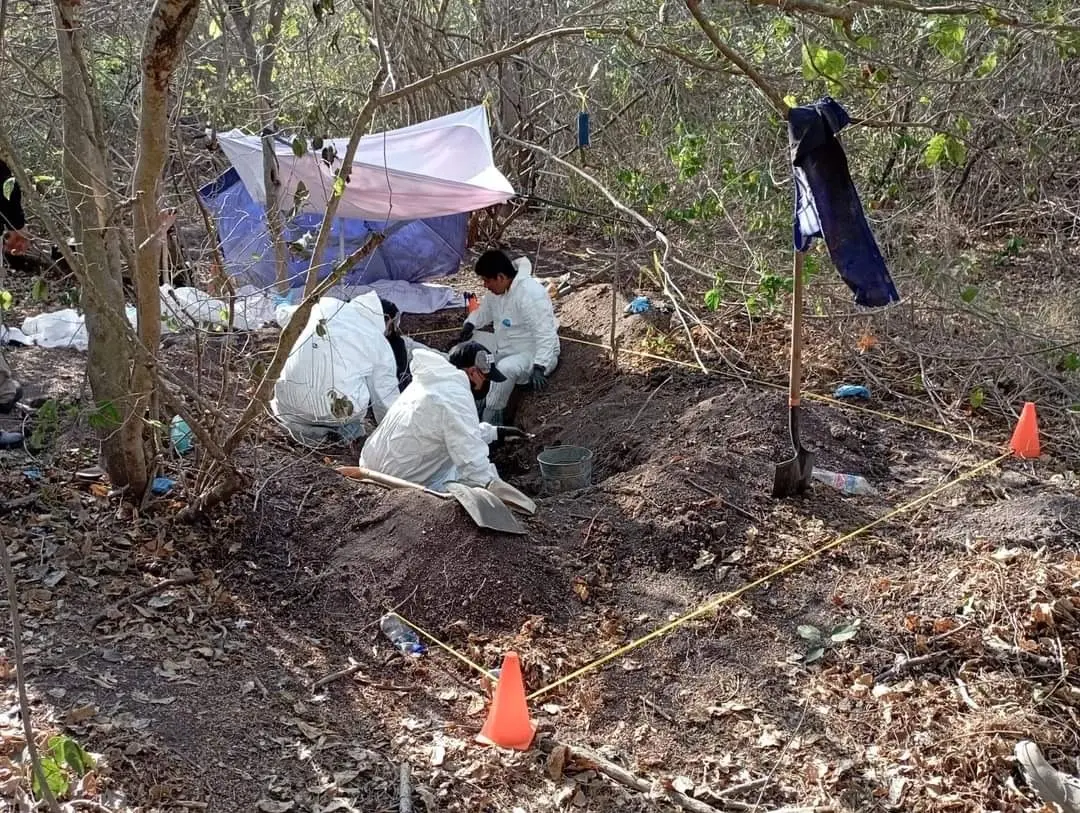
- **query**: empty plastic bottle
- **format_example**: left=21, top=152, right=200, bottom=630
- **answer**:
left=170, top=415, right=193, bottom=455
left=379, top=614, right=426, bottom=657
left=812, top=468, right=878, bottom=496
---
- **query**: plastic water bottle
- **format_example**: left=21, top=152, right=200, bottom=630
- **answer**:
left=170, top=415, right=193, bottom=455
left=379, top=614, right=426, bottom=657
left=812, top=468, right=878, bottom=496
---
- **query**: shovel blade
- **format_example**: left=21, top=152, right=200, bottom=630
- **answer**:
left=772, top=447, right=815, bottom=497
left=445, top=483, right=528, bottom=535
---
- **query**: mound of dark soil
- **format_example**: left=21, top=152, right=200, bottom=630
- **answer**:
left=315, top=487, right=573, bottom=633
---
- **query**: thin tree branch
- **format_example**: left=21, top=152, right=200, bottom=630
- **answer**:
left=378, top=26, right=624, bottom=106
left=684, top=0, right=790, bottom=117
left=0, top=528, right=61, bottom=813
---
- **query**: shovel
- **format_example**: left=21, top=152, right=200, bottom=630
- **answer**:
left=772, top=250, right=815, bottom=497
left=485, top=478, right=537, bottom=515
left=336, top=466, right=527, bottom=535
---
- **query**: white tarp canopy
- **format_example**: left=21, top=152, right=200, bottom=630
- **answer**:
left=216, top=105, right=516, bottom=222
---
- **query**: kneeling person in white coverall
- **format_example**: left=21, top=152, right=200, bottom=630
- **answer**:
left=271, top=293, right=400, bottom=447
left=358, top=342, right=526, bottom=489
left=457, top=249, right=559, bottom=425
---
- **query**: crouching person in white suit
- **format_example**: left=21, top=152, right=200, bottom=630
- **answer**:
left=271, top=293, right=400, bottom=447
left=456, top=250, right=559, bottom=425
left=359, top=342, right=526, bottom=489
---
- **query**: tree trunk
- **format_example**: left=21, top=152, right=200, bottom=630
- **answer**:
left=53, top=0, right=200, bottom=501
left=132, top=0, right=201, bottom=398
left=227, top=0, right=288, bottom=292
left=52, top=0, right=148, bottom=496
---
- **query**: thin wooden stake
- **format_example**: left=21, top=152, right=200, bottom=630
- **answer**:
left=609, top=223, right=619, bottom=366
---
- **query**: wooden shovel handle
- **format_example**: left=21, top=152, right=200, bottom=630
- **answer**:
left=788, top=251, right=806, bottom=408
left=336, top=465, right=439, bottom=495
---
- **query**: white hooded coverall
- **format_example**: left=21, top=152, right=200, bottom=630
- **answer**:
left=465, top=258, right=560, bottom=421
left=358, top=348, right=500, bottom=489
left=271, top=293, right=400, bottom=446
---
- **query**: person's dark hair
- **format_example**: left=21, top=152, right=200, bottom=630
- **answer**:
left=475, top=249, right=517, bottom=281
left=379, top=298, right=399, bottom=319
left=447, top=341, right=507, bottom=381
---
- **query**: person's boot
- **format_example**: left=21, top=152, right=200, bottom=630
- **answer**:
left=0, top=430, right=23, bottom=450
left=1015, top=740, right=1080, bottom=813
left=0, top=381, right=21, bottom=415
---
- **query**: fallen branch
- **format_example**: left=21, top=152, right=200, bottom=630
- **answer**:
left=311, top=660, right=364, bottom=691
left=875, top=650, right=950, bottom=682
left=89, top=573, right=199, bottom=630
left=985, top=637, right=1063, bottom=671
left=399, top=761, right=413, bottom=813
left=539, top=737, right=732, bottom=813
left=687, top=480, right=760, bottom=523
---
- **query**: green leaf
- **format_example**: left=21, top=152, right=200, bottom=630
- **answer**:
left=960, top=285, right=979, bottom=303
left=928, top=17, right=966, bottom=62
left=2, top=177, right=14, bottom=201
left=291, top=136, right=306, bottom=157
left=87, top=401, right=122, bottom=431
left=923, top=133, right=948, bottom=167
left=804, top=646, right=826, bottom=664
left=1060, top=352, right=1080, bottom=373
left=52, top=735, right=94, bottom=776
left=975, top=51, right=998, bottom=77
left=796, top=624, right=821, bottom=641
left=801, top=44, right=846, bottom=86
left=333, top=175, right=345, bottom=198
left=32, top=756, right=70, bottom=800
left=829, top=619, right=861, bottom=643
left=783, top=94, right=798, bottom=109
left=207, top=17, right=222, bottom=39
left=0, top=289, right=12, bottom=311
left=945, top=136, right=967, bottom=165
left=31, top=277, right=48, bottom=302
left=703, top=288, right=722, bottom=312
left=969, top=387, right=985, bottom=410
left=924, top=133, right=966, bottom=168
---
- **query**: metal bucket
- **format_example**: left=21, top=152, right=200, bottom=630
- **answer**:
left=537, top=446, right=593, bottom=493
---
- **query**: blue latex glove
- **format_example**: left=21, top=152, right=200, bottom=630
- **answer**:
left=624, top=295, right=650, bottom=315
left=833, top=385, right=871, bottom=399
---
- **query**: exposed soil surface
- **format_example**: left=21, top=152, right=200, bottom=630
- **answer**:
left=1, top=220, right=1079, bottom=813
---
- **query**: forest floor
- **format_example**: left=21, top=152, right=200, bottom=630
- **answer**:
left=1, top=216, right=1079, bottom=812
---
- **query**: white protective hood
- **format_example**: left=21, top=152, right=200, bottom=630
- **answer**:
left=217, top=106, right=516, bottom=222
left=358, top=348, right=499, bottom=488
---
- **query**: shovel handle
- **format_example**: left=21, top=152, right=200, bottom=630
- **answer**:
left=788, top=251, right=806, bottom=408
left=336, top=465, right=447, bottom=498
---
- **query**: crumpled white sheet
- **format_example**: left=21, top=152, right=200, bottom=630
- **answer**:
left=1, top=280, right=462, bottom=352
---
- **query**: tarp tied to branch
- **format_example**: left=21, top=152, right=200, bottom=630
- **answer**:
left=204, top=106, right=515, bottom=294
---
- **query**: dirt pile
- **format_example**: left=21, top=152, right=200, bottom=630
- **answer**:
left=299, top=483, right=573, bottom=633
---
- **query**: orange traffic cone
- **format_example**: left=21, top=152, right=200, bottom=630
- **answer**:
left=1010, top=402, right=1041, bottom=459
left=476, top=652, right=535, bottom=751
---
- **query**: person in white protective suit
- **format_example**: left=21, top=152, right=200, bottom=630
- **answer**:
left=456, top=249, right=559, bottom=425
left=358, top=342, right=527, bottom=489
left=270, top=292, right=400, bottom=447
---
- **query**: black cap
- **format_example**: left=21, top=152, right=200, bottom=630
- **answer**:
left=448, top=341, right=507, bottom=382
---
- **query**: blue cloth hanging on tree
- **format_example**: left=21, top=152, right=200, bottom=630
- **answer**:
left=577, top=111, right=591, bottom=148
left=788, top=97, right=899, bottom=309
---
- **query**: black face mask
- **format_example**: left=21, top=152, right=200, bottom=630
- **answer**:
left=473, top=377, right=492, bottom=401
